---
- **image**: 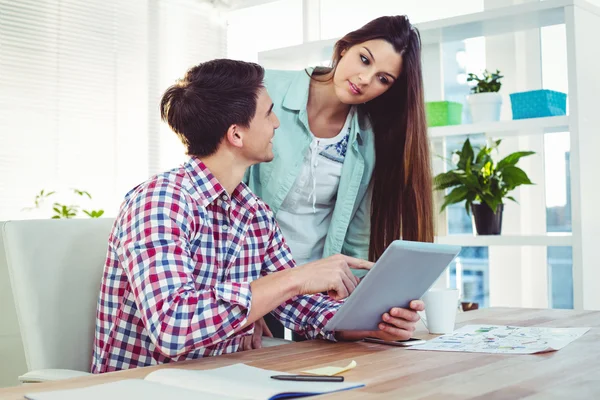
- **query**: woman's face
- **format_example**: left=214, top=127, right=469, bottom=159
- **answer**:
left=333, top=39, right=403, bottom=105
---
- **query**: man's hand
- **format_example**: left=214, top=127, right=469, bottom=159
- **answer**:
left=336, top=300, right=425, bottom=342
left=292, top=255, right=373, bottom=300
left=238, top=317, right=273, bottom=351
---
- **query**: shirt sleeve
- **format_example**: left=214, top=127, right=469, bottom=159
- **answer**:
left=115, top=180, right=252, bottom=358
left=259, top=209, right=343, bottom=341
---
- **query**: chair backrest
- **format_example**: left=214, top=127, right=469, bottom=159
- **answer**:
left=3, top=218, right=114, bottom=372
left=0, top=220, right=29, bottom=387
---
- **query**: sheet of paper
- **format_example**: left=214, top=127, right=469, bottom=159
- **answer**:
left=407, top=325, right=590, bottom=355
left=301, top=360, right=357, bottom=376
left=26, top=379, right=231, bottom=400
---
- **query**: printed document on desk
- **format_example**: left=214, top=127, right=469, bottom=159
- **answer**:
left=25, top=363, right=365, bottom=400
left=407, top=325, right=590, bottom=354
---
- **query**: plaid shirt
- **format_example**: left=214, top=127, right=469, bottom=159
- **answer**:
left=92, top=157, right=342, bottom=373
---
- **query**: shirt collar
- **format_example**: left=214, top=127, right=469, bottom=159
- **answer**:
left=282, top=68, right=313, bottom=112
left=282, top=68, right=366, bottom=142
left=184, top=157, right=258, bottom=209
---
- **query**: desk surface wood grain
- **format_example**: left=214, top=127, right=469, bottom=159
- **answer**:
left=1, top=307, right=599, bottom=399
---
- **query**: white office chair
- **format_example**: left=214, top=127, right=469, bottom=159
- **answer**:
left=3, top=218, right=115, bottom=383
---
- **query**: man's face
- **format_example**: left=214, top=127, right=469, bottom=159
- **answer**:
left=239, top=88, right=280, bottom=164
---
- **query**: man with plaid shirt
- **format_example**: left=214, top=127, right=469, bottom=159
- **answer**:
left=92, top=59, right=424, bottom=373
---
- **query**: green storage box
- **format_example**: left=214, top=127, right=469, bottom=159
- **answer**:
left=426, top=101, right=463, bottom=127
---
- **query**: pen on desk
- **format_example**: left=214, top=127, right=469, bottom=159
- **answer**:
left=270, top=375, right=344, bottom=382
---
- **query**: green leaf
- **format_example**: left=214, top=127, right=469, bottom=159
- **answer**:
left=433, top=171, right=461, bottom=190
left=480, top=196, right=499, bottom=213
left=83, top=209, right=104, bottom=218
left=497, top=151, right=535, bottom=170
left=457, top=139, right=474, bottom=170
left=435, top=180, right=462, bottom=191
left=74, top=189, right=92, bottom=199
left=440, top=186, right=469, bottom=212
left=502, top=166, right=533, bottom=189
left=475, top=146, right=492, bottom=165
left=482, top=161, right=493, bottom=178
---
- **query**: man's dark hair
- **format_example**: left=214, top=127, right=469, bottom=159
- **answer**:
left=160, top=59, right=265, bottom=157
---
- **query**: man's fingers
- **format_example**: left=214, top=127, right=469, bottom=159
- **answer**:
left=240, top=336, right=251, bottom=351
left=252, top=334, right=262, bottom=349
left=340, top=271, right=357, bottom=297
left=342, top=264, right=360, bottom=287
left=341, top=255, right=374, bottom=270
left=329, top=279, right=349, bottom=301
left=262, top=320, right=274, bottom=338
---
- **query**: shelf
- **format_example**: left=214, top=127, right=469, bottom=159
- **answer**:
left=228, top=0, right=279, bottom=10
left=435, top=233, right=573, bottom=247
left=416, top=0, right=599, bottom=45
left=428, top=115, right=569, bottom=139
left=258, top=0, right=600, bottom=67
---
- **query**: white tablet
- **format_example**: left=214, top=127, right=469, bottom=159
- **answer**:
left=324, top=240, right=461, bottom=332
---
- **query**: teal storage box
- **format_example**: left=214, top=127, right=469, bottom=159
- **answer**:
left=509, top=89, right=566, bottom=119
left=425, top=101, right=463, bottom=127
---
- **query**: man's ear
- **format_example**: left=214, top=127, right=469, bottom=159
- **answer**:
left=226, top=124, right=244, bottom=149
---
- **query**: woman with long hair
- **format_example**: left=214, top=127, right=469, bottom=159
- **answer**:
left=245, top=15, right=434, bottom=338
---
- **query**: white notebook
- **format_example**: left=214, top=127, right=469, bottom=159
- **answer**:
left=25, top=364, right=364, bottom=400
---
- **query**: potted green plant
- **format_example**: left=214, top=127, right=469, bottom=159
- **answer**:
left=23, top=188, right=105, bottom=219
left=434, top=138, right=534, bottom=235
left=466, top=69, right=503, bottom=123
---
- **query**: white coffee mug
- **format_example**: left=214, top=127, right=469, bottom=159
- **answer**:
left=420, top=288, right=459, bottom=334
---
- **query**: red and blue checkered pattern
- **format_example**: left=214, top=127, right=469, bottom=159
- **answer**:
left=91, top=157, right=342, bottom=373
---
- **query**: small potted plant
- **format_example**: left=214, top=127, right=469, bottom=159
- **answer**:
left=434, top=138, right=534, bottom=235
left=466, top=69, right=503, bottom=123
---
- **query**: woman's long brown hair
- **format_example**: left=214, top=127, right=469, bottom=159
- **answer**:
left=314, top=15, right=434, bottom=261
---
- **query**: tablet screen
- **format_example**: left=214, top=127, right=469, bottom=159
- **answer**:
left=324, top=240, right=461, bottom=331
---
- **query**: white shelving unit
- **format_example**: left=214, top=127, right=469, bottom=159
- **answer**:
left=258, top=0, right=598, bottom=68
left=256, top=0, right=600, bottom=310
left=435, top=233, right=572, bottom=247
left=428, top=115, right=569, bottom=138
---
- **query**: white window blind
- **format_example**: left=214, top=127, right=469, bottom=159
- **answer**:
left=0, top=0, right=227, bottom=220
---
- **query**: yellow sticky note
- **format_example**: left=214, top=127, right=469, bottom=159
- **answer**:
left=301, top=360, right=357, bottom=376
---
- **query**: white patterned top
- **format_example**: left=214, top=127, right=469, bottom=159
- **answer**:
left=276, top=107, right=355, bottom=265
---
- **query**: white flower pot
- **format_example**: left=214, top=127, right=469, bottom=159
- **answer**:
left=467, top=92, right=502, bottom=123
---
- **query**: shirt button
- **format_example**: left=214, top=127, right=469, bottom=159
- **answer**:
left=223, top=225, right=229, bottom=231
left=221, top=194, right=229, bottom=201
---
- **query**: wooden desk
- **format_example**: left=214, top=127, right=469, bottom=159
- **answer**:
left=1, top=307, right=599, bottom=399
